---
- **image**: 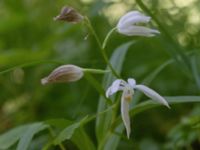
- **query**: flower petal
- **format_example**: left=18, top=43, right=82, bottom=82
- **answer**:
left=121, top=91, right=131, bottom=138
left=120, top=15, right=151, bottom=29
left=106, top=79, right=124, bottom=97
left=106, top=87, right=112, bottom=98
left=134, top=85, right=170, bottom=108
left=106, top=79, right=126, bottom=97
left=118, top=26, right=160, bottom=37
left=110, top=79, right=123, bottom=93
left=117, top=11, right=139, bottom=28
left=127, top=78, right=136, bottom=88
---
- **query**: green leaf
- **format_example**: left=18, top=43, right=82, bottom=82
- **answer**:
left=101, top=124, right=124, bottom=150
left=44, top=118, right=96, bottom=150
left=45, top=118, right=72, bottom=129
left=95, top=41, right=134, bottom=149
left=84, top=73, right=112, bottom=105
left=131, top=96, right=200, bottom=116
left=71, top=127, right=96, bottom=150
left=114, top=96, right=200, bottom=129
left=0, top=122, right=48, bottom=150
left=131, top=60, right=173, bottom=106
left=131, top=51, right=200, bottom=106
left=0, top=125, right=28, bottom=149
left=17, top=122, right=48, bottom=150
left=54, top=116, right=88, bottom=145
left=191, top=55, right=200, bottom=89
left=136, top=0, right=191, bottom=75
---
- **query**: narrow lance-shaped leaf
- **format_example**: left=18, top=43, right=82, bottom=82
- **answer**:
left=45, top=118, right=96, bottom=150
left=96, top=41, right=134, bottom=149
left=113, top=96, right=200, bottom=129
left=54, top=116, right=88, bottom=145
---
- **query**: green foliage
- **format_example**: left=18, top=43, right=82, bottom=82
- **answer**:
left=0, top=0, right=200, bottom=149
left=53, top=116, right=88, bottom=145
left=0, top=123, right=48, bottom=150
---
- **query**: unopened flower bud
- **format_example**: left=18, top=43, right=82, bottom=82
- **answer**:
left=117, top=11, right=160, bottom=37
left=41, top=65, right=83, bottom=85
left=54, top=6, right=83, bottom=23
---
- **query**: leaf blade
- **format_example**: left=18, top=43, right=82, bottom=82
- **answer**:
left=17, top=122, right=48, bottom=150
left=96, top=41, right=134, bottom=149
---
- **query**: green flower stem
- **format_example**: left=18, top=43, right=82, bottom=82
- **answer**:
left=84, top=73, right=113, bottom=105
left=102, top=27, right=117, bottom=49
left=85, top=103, right=117, bottom=123
left=83, top=68, right=110, bottom=74
left=191, top=54, right=200, bottom=90
left=84, top=17, right=120, bottom=78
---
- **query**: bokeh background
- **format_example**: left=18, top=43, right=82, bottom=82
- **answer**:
left=0, top=0, right=200, bottom=149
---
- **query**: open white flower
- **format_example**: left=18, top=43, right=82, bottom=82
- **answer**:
left=117, top=11, right=160, bottom=37
left=106, top=78, right=170, bottom=138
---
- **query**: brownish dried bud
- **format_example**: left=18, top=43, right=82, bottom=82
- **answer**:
left=41, top=65, right=83, bottom=85
left=54, top=6, right=83, bottom=23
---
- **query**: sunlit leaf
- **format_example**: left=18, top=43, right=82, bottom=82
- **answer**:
left=0, top=125, right=28, bottom=149
left=17, top=122, right=49, bottom=150
left=0, top=122, right=48, bottom=150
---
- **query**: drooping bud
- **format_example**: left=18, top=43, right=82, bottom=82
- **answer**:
left=54, top=6, right=83, bottom=23
left=41, top=65, right=83, bottom=85
left=117, top=11, right=160, bottom=37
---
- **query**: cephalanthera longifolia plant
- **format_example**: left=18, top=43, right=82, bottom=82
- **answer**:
left=0, top=2, right=200, bottom=150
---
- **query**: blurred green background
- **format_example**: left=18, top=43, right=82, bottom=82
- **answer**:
left=0, top=0, right=200, bottom=149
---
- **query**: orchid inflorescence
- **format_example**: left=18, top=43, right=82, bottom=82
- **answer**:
left=41, top=6, right=169, bottom=139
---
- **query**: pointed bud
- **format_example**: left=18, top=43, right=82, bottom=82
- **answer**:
left=41, top=65, right=83, bottom=85
left=54, top=6, right=83, bottom=23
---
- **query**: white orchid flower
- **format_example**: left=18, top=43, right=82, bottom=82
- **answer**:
left=106, top=78, right=170, bottom=138
left=117, top=11, right=160, bottom=37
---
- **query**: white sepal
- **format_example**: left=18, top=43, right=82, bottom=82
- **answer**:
left=134, top=85, right=170, bottom=108
left=117, top=10, right=160, bottom=37
left=127, top=78, right=136, bottom=88
left=118, top=26, right=160, bottom=37
left=111, top=79, right=122, bottom=92
left=117, top=11, right=146, bottom=29
left=106, top=79, right=123, bottom=97
left=106, top=87, right=112, bottom=98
